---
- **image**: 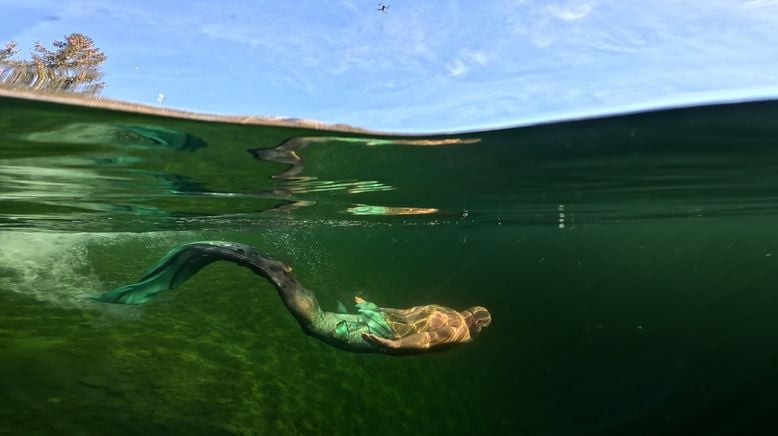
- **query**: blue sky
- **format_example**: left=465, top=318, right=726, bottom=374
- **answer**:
left=2, top=0, right=778, bottom=132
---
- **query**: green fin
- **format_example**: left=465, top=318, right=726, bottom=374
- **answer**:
left=336, top=300, right=348, bottom=314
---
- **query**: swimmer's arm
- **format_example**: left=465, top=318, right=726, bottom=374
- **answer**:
left=379, top=305, right=432, bottom=317
left=354, top=296, right=414, bottom=315
left=363, top=327, right=465, bottom=350
left=378, top=307, right=406, bottom=315
left=354, top=296, right=411, bottom=321
left=377, top=307, right=422, bottom=324
left=381, top=305, right=440, bottom=325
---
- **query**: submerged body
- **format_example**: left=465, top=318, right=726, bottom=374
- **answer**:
left=94, top=241, right=491, bottom=354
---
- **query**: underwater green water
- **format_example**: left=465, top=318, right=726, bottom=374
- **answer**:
left=2, top=95, right=778, bottom=434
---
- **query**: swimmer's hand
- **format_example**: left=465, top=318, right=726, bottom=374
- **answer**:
left=362, top=333, right=398, bottom=349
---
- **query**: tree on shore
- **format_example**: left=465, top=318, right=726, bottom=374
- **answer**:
left=0, top=41, right=18, bottom=64
left=1, top=33, right=107, bottom=95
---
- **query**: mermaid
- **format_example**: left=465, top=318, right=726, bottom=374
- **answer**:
left=93, top=241, right=491, bottom=354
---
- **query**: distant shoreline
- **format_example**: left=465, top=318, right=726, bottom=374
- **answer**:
left=5, top=86, right=774, bottom=138
left=0, top=87, right=385, bottom=135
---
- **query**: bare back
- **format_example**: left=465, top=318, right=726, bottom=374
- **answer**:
left=365, top=304, right=472, bottom=350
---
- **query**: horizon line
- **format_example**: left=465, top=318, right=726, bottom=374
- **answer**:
left=2, top=85, right=778, bottom=137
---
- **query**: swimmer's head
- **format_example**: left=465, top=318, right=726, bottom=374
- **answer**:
left=462, top=306, right=492, bottom=335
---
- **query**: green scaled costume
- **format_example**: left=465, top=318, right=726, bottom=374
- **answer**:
left=332, top=300, right=394, bottom=342
left=356, top=300, right=394, bottom=338
left=93, top=241, right=397, bottom=353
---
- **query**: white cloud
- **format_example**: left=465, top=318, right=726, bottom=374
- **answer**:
left=743, top=0, right=778, bottom=6
left=194, top=2, right=450, bottom=76
left=462, top=49, right=488, bottom=65
left=546, top=2, right=592, bottom=21
left=504, top=1, right=598, bottom=48
left=446, top=59, right=468, bottom=77
left=446, top=49, right=488, bottom=77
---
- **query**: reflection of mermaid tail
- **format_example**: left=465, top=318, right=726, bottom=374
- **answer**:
left=93, top=241, right=322, bottom=333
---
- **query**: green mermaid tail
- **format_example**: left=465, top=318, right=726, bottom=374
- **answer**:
left=93, top=241, right=272, bottom=304
left=92, top=241, right=394, bottom=352
left=94, top=241, right=219, bottom=304
left=92, top=241, right=322, bottom=330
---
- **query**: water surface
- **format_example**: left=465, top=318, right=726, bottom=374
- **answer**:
left=2, top=95, right=778, bottom=434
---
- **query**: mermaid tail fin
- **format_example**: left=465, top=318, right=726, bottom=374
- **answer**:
left=92, top=242, right=232, bottom=304
left=92, top=241, right=324, bottom=343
